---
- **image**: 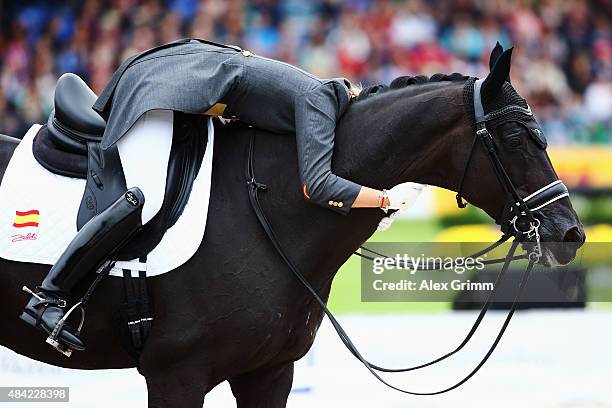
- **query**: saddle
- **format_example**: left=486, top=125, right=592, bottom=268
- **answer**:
left=32, top=73, right=208, bottom=261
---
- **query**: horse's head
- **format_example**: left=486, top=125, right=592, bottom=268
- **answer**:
left=457, top=43, right=585, bottom=266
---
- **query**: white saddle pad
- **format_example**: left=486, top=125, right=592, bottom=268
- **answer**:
left=0, top=121, right=215, bottom=277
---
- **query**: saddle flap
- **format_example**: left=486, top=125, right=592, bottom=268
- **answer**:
left=77, top=112, right=208, bottom=261
left=1, top=121, right=214, bottom=277
left=115, top=112, right=208, bottom=260
left=77, top=142, right=127, bottom=231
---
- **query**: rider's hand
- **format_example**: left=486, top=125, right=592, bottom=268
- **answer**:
left=387, top=182, right=427, bottom=211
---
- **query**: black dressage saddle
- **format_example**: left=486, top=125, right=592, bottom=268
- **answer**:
left=32, top=73, right=208, bottom=261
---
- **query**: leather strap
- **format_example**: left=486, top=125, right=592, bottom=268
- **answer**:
left=455, top=78, right=539, bottom=229
left=119, top=260, right=153, bottom=362
left=473, top=78, right=486, bottom=123
left=246, top=130, right=537, bottom=395
left=523, top=180, right=569, bottom=211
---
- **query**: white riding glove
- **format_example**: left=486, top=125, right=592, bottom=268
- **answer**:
left=387, top=182, right=427, bottom=211
left=377, top=182, right=427, bottom=231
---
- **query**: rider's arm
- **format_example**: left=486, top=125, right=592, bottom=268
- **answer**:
left=294, top=81, right=425, bottom=214
left=352, top=186, right=389, bottom=209
left=353, top=184, right=425, bottom=210
left=294, top=80, right=362, bottom=215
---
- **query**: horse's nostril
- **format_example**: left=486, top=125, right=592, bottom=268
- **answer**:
left=563, top=227, right=584, bottom=243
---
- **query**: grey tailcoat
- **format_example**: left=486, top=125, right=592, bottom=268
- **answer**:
left=93, top=39, right=360, bottom=214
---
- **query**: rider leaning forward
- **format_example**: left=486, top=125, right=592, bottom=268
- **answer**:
left=20, top=39, right=424, bottom=352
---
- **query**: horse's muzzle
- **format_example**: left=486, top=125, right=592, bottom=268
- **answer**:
left=539, top=224, right=586, bottom=267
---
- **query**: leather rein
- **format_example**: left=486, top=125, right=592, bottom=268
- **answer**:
left=246, top=78, right=569, bottom=394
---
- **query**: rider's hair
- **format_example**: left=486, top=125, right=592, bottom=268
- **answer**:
left=348, top=82, right=362, bottom=98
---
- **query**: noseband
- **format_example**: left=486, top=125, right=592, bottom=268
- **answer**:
left=455, top=78, right=569, bottom=260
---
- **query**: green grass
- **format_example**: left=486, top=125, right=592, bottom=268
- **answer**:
left=328, top=219, right=450, bottom=314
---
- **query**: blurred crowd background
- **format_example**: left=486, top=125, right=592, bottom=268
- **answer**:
left=0, top=0, right=610, bottom=143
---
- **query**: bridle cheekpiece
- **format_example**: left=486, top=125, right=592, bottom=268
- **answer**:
left=455, top=78, right=569, bottom=261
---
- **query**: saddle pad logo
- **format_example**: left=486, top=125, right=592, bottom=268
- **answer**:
left=12, top=210, right=40, bottom=228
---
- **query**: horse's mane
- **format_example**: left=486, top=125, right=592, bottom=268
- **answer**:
left=353, top=73, right=469, bottom=103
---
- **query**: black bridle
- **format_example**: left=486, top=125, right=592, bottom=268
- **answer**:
left=455, top=78, right=569, bottom=259
left=358, top=77, right=570, bottom=273
left=246, top=77, right=571, bottom=395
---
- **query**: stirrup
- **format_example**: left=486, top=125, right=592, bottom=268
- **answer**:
left=22, top=286, right=86, bottom=357
left=46, top=337, right=75, bottom=358
left=45, top=301, right=86, bottom=357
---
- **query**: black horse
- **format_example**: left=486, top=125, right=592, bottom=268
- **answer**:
left=0, top=47, right=584, bottom=407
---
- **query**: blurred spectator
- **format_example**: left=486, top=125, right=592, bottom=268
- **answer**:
left=0, top=0, right=609, bottom=144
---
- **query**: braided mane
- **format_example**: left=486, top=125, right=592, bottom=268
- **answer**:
left=353, top=73, right=470, bottom=102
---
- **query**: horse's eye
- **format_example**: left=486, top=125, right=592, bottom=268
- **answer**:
left=502, top=127, right=522, bottom=148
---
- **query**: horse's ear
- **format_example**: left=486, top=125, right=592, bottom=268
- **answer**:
left=489, top=42, right=504, bottom=70
left=482, top=47, right=513, bottom=98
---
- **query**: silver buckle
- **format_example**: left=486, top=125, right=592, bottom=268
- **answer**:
left=476, top=128, right=489, bottom=137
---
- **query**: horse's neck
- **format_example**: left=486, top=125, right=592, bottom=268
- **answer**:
left=259, top=82, right=473, bottom=292
left=334, top=82, right=471, bottom=191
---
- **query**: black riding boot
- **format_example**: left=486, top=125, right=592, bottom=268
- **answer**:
left=20, top=188, right=144, bottom=353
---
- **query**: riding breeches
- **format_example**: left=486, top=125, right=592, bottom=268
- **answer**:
left=117, top=109, right=173, bottom=225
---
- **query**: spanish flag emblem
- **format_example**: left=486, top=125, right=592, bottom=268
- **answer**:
left=13, top=210, right=40, bottom=228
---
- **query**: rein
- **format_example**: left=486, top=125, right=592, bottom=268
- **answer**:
left=245, top=78, right=568, bottom=394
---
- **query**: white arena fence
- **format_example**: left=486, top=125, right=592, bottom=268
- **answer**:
left=1, top=310, right=611, bottom=407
